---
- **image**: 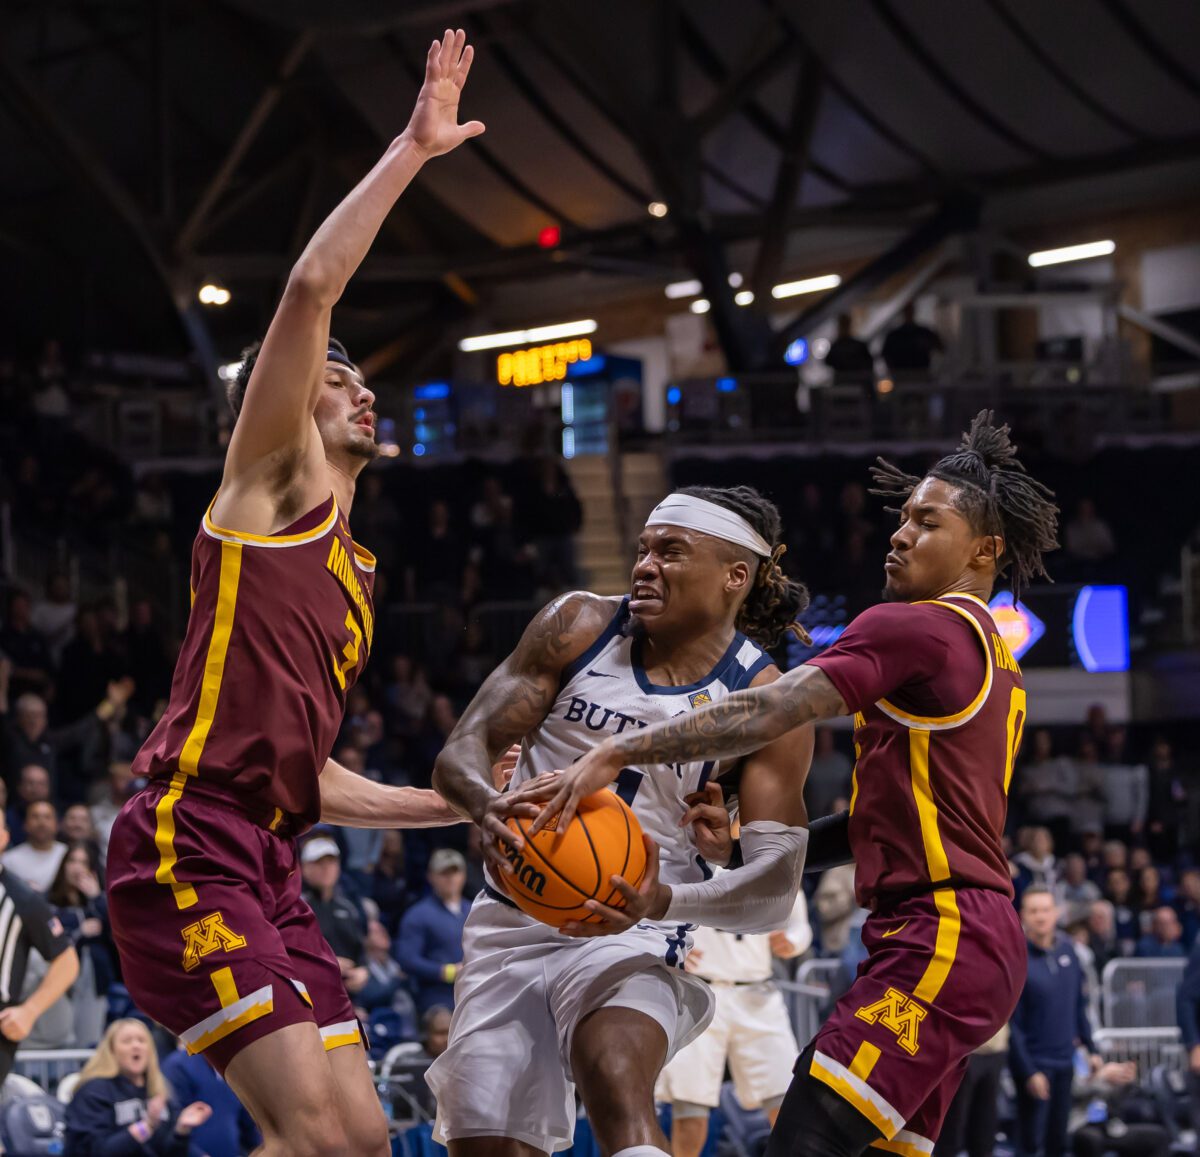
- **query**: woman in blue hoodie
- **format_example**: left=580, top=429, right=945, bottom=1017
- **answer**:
left=64, top=1019, right=212, bottom=1155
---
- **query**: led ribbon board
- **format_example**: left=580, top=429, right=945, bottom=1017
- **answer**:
left=497, top=339, right=593, bottom=387
left=1071, top=585, right=1129, bottom=672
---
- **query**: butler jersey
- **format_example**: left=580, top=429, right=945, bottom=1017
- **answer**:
left=495, top=597, right=774, bottom=892
left=132, top=494, right=375, bottom=829
left=807, top=592, right=1025, bottom=910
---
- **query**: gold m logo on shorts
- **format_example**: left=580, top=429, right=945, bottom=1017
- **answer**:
left=181, top=912, right=247, bottom=972
left=854, top=987, right=927, bottom=1056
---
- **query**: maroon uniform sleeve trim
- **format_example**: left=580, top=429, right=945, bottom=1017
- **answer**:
left=875, top=599, right=993, bottom=731
left=203, top=494, right=339, bottom=548
left=351, top=541, right=377, bottom=573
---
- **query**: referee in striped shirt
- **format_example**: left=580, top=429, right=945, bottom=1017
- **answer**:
left=0, top=810, right=79, bottom=1085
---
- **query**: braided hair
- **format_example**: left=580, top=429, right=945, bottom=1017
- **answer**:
left=677, top=486, right=811, bottom=649
left=869, top=410, right=1059, bottom=596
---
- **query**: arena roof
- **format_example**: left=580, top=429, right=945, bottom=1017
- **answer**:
left=4, top=0, right=1200, bottom=372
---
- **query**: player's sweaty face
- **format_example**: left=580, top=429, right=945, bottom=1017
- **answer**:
left=629, top=526, right=731, bottom=635
left=314, top=361, right=379, bottom=461
left=883, top=477, right=977, bottom=602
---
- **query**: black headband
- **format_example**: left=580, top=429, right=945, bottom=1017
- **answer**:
left=327, top=348, right=355, bottom=371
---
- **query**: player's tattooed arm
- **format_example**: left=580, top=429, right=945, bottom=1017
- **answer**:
left=432, top=591, right=617, bottom=875
left=534, top=664, right=846, bottom=834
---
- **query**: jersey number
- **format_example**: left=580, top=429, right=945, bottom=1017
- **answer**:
left=614, top=768, right=644, bottom=806
left=332, top=610, right=362, bottom=691
left=1003, top=687, right=1027, bottom=794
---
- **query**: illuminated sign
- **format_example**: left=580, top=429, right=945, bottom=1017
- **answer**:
left=1072, top=585, right=1129, bottom=672
left=497, top=339, right=593, bottom=387
left=988, top=592, right=1046, bottom=660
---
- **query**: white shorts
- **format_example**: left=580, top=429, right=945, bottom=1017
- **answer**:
left=656, top=981, right=798, bottom=1111
left=428, top=894, right=714, bottom=1152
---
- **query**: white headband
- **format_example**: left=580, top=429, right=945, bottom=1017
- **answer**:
left=645, top=493, right=773, bottom=558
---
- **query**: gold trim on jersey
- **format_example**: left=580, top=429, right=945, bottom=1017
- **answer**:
left=875, top=596, right=993, bottom=731
left=202, top=495, right=338, bottom=548
left=913, top=887, right=961, bottom=1004
left=352, top=541, right=377, bottom=573
left=155, top=540, right=242, bottom=910
left=810, top=1048, right=904, bottom=1139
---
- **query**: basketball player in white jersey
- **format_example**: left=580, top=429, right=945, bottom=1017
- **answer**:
left=430, top=486, right=813, bottom=1157
left=658, top=847, right=811, bottom=1156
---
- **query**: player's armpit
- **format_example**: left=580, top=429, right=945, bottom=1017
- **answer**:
left=431, top=591, right=617, bottom=828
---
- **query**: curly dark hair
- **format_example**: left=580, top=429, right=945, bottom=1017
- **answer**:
left=677, top=485, right=811, bottom=649
left=869, top=410, right=1059, bottom=596
left=226, top=337, right=352, bottom=417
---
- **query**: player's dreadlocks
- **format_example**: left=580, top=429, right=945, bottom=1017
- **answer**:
left=226, top=337, right=353, bottom=417
left=678, top=486, right=812, bottom=649
left=869, top=410, right=1059, bottom=596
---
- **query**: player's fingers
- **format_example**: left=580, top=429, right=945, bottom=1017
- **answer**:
left=607, top=874, right=640, bottom=905
left=702, top=780, right=724, bottom=805
left=441, top=28, right=455, bottom=71
left=679, top=802, right=723, bottom=828
left=642, top=834, right=660, bottom=887
left=459, top=120, right=486, bottom=140
left=425, top=38, right=439, bottom=79
left=452, top=28, right=467, bottom=68
left=457, top=42, right=475, bottom=86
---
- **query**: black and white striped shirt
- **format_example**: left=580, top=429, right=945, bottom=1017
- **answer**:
left=0, top=868, right=71, bottom=1007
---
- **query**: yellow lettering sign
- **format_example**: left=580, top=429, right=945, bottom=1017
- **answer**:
left=497, top=339, right=593, bottom=386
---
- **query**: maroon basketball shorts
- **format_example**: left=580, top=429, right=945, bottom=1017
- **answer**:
left=806, top=887, right=1024, bottom=1152
left=106, top=782, right=360, bottom=1073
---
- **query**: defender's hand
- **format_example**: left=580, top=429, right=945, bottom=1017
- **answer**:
left=560, top=838, right=669, bottom=937
left=476, top=772, right=562, bottom=879
left=529, top=742, right=623, bottom=836
left=681, top=782, right=733, bottom=865
left=491, top=744, right=521, bottom=790
left=401, top=29, right=485, bottom=159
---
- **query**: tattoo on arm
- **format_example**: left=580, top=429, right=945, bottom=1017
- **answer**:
left=610, top=665, right=846, bottom=767
left=433, top=592, right=613, bottom=819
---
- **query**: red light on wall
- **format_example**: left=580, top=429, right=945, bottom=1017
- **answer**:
left=538, top=225, right=561, bottom=249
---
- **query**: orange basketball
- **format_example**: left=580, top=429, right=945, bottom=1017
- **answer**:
left=502, top=789, right=647, bottom=928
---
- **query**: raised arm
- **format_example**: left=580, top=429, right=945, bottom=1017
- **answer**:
left=534, top=662, right=846, bottom=834
left=432, top=592, right=616, bottom=877
left=221, top=30, right=484, bottom=492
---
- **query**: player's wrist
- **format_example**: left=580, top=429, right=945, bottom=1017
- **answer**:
left=392, top=131, right=432, bottom=165
left=648, top=884, right=671, bottom=921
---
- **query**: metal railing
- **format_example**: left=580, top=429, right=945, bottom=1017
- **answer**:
left=12, top=1048, right=93, bottom=1095
left=1093, top=1027, right=1187, bottom=1073
left=1101, top=959, right=1186, bottom=1030
left=779, top=959, right=844, bottom=1048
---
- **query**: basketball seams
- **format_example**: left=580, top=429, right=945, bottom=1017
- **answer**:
left=596, top=795, right=634, bottom=910
left=511, top=816, right=597, bottom=906
left=573, top=808, right=604, bottom=898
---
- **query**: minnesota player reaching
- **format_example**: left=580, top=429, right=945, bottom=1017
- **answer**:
left=106, top=31, right=485, bottom=1157
left=430, top=486, right=812, bottom=1157
left=542, top=413, right=1059, bottom=1157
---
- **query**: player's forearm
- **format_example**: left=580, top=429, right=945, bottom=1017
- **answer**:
left=606, top=666, right=845, bottom=769
left=320, top=758, right=464, bottom=828
left=289, top=136, right=428, bottom=308
left=432, top=734, right=498, bottom=825
left=25, top=948, right=79, bottom=1018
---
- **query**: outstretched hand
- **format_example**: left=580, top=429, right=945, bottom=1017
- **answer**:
left=476, top=771, right=563, bottom=881
left=559, top=836, right=670, bottom=937
left=401, top=28, right=486, bottom=159
left=529, top=741, right=623, bottom=836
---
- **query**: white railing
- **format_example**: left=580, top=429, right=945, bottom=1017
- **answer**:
left=1093, top=1027, right=1186, bottom=1073
left=12, top=1048, right=93, bottom=1094
left=1101, top=958, right=1186, bottom=1029
left=779, top=958, right=844, bottom=1048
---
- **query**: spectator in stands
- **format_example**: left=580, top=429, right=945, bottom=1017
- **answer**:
left=933, top=1028, right=1009, bottom=1157
left=470, top=476, right=536, bottom=600
left=1134, top=866, right=1165, bottom=913
left=4, top=800, right=67, bottom=891
left=121, top=600, right=171, bottom=720
left=64, top=1019, right=212, bottom=1155
left=824, top=314, right=874, bottom=389
left=31, top=572, right=77, bottom=667
left=1174, top=868, right=1200, bottom=950
left=1057, top=854, right=1101, bottom=927
left=300, top=837, right=367, bottom=974
left=813, top=863, right=859, bottom=955
left=130, top=472, right=173, bottom=528
left=407, top=498, right=469, bottom=605
left=525, top=456, right=582, bottom=592
left=1084, top=704, right=1110, bottom=748
left=1101, top=839, right=1128, bottom=876
left=1064, top=498, right=1116, bottom=567
left=330, top=745, right=382, bottom=892
left=1010, top=887, right=1099, bottom=1157
left=88, top=760, right=133, bottom=857
left=371, top=829, right=409, bottom=934
left=8, top=762, right=53, bottom=844
left=1146, top=738, right=1198, bottom=863
left=1101, top=742, right=1147, bottom=845
left=1082, top=900, right=1121, bottom=973
left=395, top=848, right=471, bottom=1013
left=0, top=591, right=53, bottom=697
left=1103, top=725, right=1129, bottom=766
left=1068, top=1061, right=1170, bottom=1157
left=351, top=472, right=401, bottom=575
left=1013, top=827, right=1058, bottom=900
left=1178, top=936, right=1200, bottom=1136
left=1103, top=868, right=1140, bottom=951
left=358, top=917, right=406, bottom=1013
left=57, top=605, right=124, bottom=723
left=420, top=1004, right=452, bottom=1061
left=804, top=727, right=853, bottom=820
left=47, top=841, right=113, bottom=1047
left=160, top=1044, right=259, bottom=1157
left=881, top=302, right=943, bottom=377
left=384, top=655, right=432, bottom=740
left=1016, top=730, right=1075, bottom=848
left=1135, top=907, right=1186, bottom=959
left=61, top=803, right=98, bottom=846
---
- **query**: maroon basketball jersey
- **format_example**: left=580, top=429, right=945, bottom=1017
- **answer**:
left=133, top=494, right=375, bottom=828
left=808, top=593, right=1026, bottom=909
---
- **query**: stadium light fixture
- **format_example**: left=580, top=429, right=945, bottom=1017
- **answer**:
left=689, top=299, right=711, bottom=314
left=734, top=290, right=755, bottom=306
left=1027, top=240, right=1115, bottom=267
left=198, top=282, right=231, bottom=306
left=664, top=279, right=702, bottom=299
left=458, top=319, right=597, bottom=352
left=771, top=274, right=841, bottom=299
left=217, top=361, right=243, bottom=382
left=648, top=201, right=669, bottom=218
